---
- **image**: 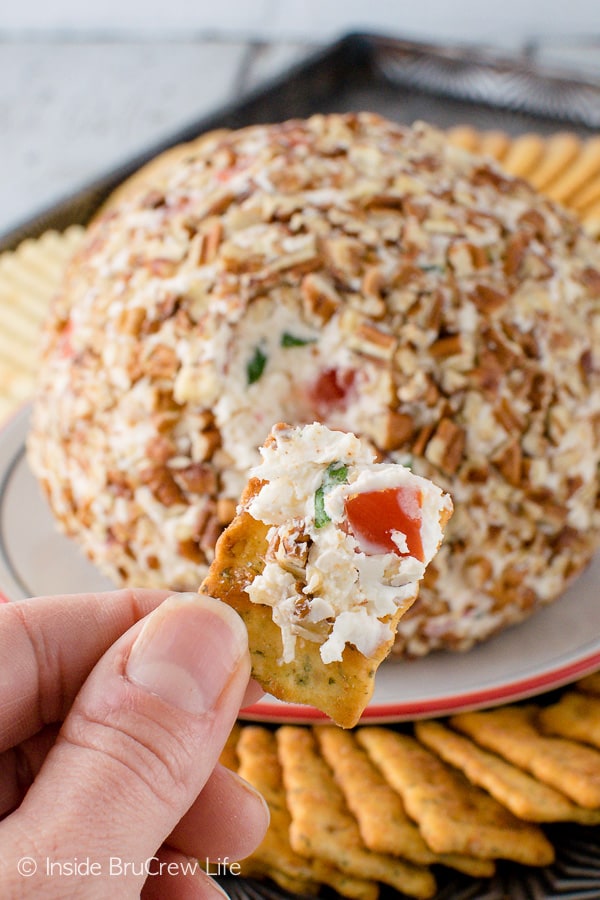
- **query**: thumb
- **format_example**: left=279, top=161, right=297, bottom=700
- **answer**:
left=3, top=593, right=250, bottom=894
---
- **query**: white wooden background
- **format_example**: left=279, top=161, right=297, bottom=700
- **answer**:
left=1, top=1, right=599, bottom=237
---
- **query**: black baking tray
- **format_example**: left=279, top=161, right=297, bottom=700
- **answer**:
left=2, top=31, right=600, bottom=253
left=4, top=30, right=600, bottom=900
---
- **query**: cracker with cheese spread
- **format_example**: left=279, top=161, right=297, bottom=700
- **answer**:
left=200, top=422, right=452, bottom=727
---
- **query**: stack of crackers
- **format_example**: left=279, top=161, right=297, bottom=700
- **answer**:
left=221, top=672, right=600, bottom=898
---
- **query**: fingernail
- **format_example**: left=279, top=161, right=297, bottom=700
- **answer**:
left=126, top=593, right=248, bottom=714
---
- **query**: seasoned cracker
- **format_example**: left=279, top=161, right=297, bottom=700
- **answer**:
left=219, top=721, right=242, bottom=771
left=479, top=129, right=511, bottom=161
left=202, top=422, right=451, bottom=728
left=277, top=725, right=437, bottom=899
left=315, top=725, right=494, bottom=878
left=543, top=135, right=600, bottom=203
left=446, top=125, right=480, bottom=152
left=452, top=706, right=600, bottom=809
left=236, top=725, right=378, bottom=899
left=538, top=691, right=600, bottom=750
left=571, top=171, right=600, bottom=212
left=501, top=133, right=546, bottom=178
left=357, top=727, right=554, bottom=866
left=416, top=719, right=600, bottom=825
left=528, top=131, right=581, bottom=190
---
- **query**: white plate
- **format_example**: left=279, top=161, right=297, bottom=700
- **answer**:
left=2, top=404, right=600, bottom=723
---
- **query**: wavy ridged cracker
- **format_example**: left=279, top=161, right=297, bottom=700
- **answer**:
left=356, top=727, right=554, bottom=866
left=315, top=725, right=495, bottom=878
left=416, top=719, right=600, bottom=825
left=538, top=691, right=600, bottom=751
left=451, top=706, right=600, bottom=809
left=276, top=725, right=436, bottom=899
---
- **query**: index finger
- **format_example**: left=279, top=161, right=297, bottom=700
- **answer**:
left=0, top=589, right=171, bottom=751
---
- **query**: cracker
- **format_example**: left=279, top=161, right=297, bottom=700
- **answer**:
left=201, top=422, right=451, bottom=729
left=478, top=130, right=511, bottom=162
left=538, top=691, right=600, bottom=751
left=356, top=727, right=554, bottom=866
left=501, top=133, right=546, bottom=178
left=542, top=135, right=600, bottom=204
left=451, top=706, right=600, bottom=809
left=219, top=721, right=242, bottom=771
left=276, top=725, right=437, bottom=899
left=315, top=725, right=494, bottom=878
left=415, top=719, right=600, bottom=825
left=446, top=125, right=480, bottom=152
left=577, top=672, right=600, bottom=696
left=570, top=171, right=600, bottom=212
left=527, top=131, right=581, bottom=191
left=201, top=500, right=403, bottom=728
left=582, top=201, right=600, bottom=238
left=237, top=725, right=378, bottom=900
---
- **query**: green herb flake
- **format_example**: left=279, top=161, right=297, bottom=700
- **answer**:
left=280, top=331, right=316, bottom=348
left=419, top=264, right=445, bottom=274
left=314, top=461, right=348, bottom=528
left=246, top=346, right=267, bottom=384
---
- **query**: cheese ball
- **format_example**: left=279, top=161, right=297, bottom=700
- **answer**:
left=28, top=112, right=600, bottom=656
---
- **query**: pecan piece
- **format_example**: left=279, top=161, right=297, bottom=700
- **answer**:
left=429, top=334, right=462, bottom=358
left=144, top=344, right=179, bottom=379
left=349, top=322, right=397, bottom=360
left=492, top=438, right=523, bottom=487
left=470, top=284, right=509, bottom=314
left=425, top=417, right=466, bottom=474
left=175, top=463, right=217, bottom=495
left=139, top=464, right=185, bottom=507
left=370, top=410, right=415, bottom=452
left=268, top=520, right=311, bottom=578
left=301, top=272, right=341, bottom=324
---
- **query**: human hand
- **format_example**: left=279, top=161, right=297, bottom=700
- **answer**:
left=0, top=589, right=269, bottom=897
